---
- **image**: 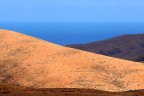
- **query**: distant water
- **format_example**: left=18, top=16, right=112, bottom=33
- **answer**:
left=0, top=22, right=144, bottom=45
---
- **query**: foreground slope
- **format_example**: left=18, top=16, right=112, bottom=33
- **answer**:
left=1, top=83, right=144, bottom=96
left=67, top=34, right=144, bottom=61
left=0, top=30, right=144, bottom=92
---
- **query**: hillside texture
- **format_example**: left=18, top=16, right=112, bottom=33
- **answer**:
left=67, top=34, right=144, bottom=61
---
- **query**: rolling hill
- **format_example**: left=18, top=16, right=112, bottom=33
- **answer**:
left=67, top=34, right=144, bottom=62
left=0, top=30, right=144, bottom=92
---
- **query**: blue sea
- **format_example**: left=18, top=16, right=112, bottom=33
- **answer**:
left=0, top=22, right=144, bottom=45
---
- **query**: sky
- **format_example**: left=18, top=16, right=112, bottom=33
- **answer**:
left=0, top=0, right=144, bottom=22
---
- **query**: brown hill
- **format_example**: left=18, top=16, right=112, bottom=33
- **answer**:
left=67, top=34, right=144, bottom=61
left=1, top=30, right=144, bottom=92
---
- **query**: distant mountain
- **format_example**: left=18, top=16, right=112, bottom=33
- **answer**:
left=1, top=30, right=144, bottom=92
left=67, top=34, right=144, bottom=62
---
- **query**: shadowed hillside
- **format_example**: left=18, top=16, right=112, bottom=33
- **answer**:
left=67, top=34, right=144, bottom=62
left=1, top=30, right=144, bottom=92
left=0, top=83, right=144, bottom=96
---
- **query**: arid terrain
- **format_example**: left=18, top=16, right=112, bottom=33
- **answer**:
left=67, top=34, right=144, bottom=62
left=0, top=83, right=144, bottom=96
left=0, top=30, right=144, bottom=95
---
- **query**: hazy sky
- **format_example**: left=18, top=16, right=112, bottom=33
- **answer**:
left=0, top=0, right=144, bottom=22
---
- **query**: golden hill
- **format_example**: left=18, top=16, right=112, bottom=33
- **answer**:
left=0, top=29, right=144, bottom=92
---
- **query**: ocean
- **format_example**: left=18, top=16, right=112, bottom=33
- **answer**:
left=0, top=22, right=144, bottom=45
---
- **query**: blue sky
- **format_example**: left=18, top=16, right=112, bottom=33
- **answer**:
left=0, top=0, right=144, bottom=22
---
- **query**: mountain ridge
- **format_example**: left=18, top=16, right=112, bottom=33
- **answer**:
left=67, top=34, right=144, bottom=61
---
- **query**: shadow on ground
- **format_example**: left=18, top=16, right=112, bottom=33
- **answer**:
left=0, top=83, right=144, bottom=96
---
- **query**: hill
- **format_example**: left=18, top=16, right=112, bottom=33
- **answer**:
left=67, top=34, right=144, bottom=61
left=0, top=30, right=144, bottom=92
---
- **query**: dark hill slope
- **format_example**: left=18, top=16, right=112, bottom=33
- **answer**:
left=67, top=34, right=144, bottom=61
left=0, top=83, right=144, bottom=96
